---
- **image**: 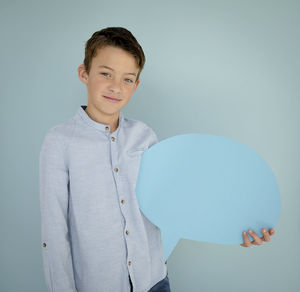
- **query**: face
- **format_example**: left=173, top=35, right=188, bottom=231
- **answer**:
left=78, top=46, right=140, bottom=120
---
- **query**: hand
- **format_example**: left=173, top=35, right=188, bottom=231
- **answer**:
left=240, top=228, right=275, bottom=247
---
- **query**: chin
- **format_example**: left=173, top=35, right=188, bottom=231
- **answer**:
left=98, top=107, right=121, bottom=116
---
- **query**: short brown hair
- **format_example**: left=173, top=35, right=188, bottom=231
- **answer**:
left=84, top=27, right=146, bottom=82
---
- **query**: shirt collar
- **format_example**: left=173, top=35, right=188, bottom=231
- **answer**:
left=77, top=105, right=124, bottom=135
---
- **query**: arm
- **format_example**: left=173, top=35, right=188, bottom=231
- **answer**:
left=39, top=129, right=77, bottom=292
left=148, top=128, right=159, bottom=148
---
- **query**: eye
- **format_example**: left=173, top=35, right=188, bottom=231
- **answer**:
left=124, top=78, right=133, bottom=83
left=101, top=72, right=110, bottom=77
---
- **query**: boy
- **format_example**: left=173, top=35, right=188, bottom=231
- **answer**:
left=39, top=26, right=274, bottom=292
left=39, top=27, right=170, bottom=292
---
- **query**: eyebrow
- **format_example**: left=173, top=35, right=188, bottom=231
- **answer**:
left=98, top=65, right=137, bottom=76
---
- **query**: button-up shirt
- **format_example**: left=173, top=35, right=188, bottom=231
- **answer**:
left=39, top=105, right=167, bottom=292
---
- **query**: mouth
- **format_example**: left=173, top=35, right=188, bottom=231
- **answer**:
left=103, top=95, right=121, bottom=103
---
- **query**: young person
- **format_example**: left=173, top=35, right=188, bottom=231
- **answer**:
left=39, top=26, right=274, bottom=292
left=39, top=27, right=170, bottom=292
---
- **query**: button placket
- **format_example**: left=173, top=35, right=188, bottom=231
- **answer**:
left=109, top=129, right=133, bottom=271
left=110, top=135, right=118, bottom=173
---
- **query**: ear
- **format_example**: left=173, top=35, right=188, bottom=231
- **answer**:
left=78, top=64, right=89, bottom=85
left=134, top=79, right=140, bottom=90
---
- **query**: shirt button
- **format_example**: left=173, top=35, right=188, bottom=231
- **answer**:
left=128, top=261, right=132, bottom=266
left=105, top=126, right=109, bottom=131
left=111, top=137, right=115, bottom=141
left=42, top=243, right=47, bottom=247
left=121, top=199, right=125, bottom=204
left=114, top=168, right=119, bottom=172
left=125, top=230, right=129, bottom=235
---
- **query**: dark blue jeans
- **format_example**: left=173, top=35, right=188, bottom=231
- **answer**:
left=129, top=274, right=171, bottom=292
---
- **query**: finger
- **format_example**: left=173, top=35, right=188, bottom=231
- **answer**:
left=269, top=228, right=275, bottom=236
left=261, top=228, right=270, bottom=242
left=248, top=230, right=263, bottom=245
left=240, top=231, right=252, bottom=247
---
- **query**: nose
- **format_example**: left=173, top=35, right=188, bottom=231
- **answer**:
left=108, top=78, right=121, bottom=94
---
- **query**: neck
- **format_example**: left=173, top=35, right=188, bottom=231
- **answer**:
left=85, top=105, right=119, bottom=133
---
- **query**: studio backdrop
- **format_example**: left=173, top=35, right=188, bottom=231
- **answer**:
left=0, top=0, right=299, bottom=291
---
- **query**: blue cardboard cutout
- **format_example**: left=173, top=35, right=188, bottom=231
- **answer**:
left=135, top=134, right=281, bottom=260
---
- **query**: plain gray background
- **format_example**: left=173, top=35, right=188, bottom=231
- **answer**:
left=1, top=0, right=299, bottom=291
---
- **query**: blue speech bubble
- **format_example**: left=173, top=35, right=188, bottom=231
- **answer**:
left=135, top=134, right=281, bottom=260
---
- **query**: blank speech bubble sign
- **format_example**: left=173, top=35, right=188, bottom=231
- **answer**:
left=135, top=134, right=281, bottom=260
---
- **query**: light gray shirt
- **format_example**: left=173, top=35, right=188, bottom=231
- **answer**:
left=39, top=105, right=167, bottom=292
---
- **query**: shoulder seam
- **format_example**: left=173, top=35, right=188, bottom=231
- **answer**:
left=65, top=117, right=77, bottom=153
left=49, top=117, right=76, bottom=151
left=46, top=117, right=76, bottom=169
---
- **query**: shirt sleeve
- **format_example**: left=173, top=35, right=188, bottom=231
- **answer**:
left=148, top=128, right=159, bottom=148
left=39, top=128, right=77, bottom=292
